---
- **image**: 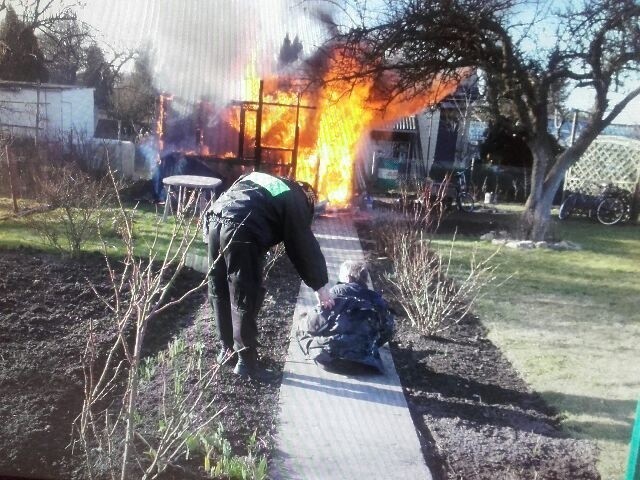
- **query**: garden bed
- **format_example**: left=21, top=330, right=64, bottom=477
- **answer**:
left=356, top=219, right=599, bottom=479
left=0, top=248, right=298, bottom=479
left=0, top=211, right=600, bottom=479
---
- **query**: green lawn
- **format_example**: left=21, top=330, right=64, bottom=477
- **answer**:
left=435, top=208, right=640, bottom=480
left=0, top=198, right=208, bottom=259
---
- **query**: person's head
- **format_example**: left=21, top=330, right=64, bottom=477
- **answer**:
left=296, top=181, right=317, bottom=220
left=338, top=260, right=369, bottom=286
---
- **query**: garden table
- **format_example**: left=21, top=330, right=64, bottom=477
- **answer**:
left=161, top=175, right=222, bottom=221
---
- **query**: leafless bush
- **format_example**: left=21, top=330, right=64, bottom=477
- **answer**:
left=26, top=162, right=116, bottom=256
left=74, top=171, right=228, bottom=479
left=385, top=231, right=500, bottom=336
left=373, top=178, right=448, bottom=258
left=372, top=175, right=500, bottom=335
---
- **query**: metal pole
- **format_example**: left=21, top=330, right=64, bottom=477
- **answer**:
left=255, top=80, right=264, bottom=171
left=627, top=399, right=640, bottom=480
left=5, top=145, right=18, bottom=213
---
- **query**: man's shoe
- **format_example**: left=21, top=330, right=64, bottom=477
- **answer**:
left=232, top=349, right=279, bottom=382
left=216, top=347, right=237, bottom=366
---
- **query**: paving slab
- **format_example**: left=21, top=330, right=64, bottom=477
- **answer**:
left=271, top=213, right=431, bottom=480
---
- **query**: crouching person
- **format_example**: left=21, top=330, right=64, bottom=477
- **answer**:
left=297, top=261, right=394, bottom=373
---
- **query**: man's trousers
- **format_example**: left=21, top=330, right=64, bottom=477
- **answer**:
left=207, top=221, right=267, bottom=353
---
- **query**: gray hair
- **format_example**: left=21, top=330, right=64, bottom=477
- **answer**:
left=338, top=260, right=369, bottom=286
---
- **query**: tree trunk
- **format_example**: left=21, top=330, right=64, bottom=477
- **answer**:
left=521, top=140, right=583, bottom=241
left=521, top=190, right=554, bottom=240
left=520, top=136, right=555, bottom=240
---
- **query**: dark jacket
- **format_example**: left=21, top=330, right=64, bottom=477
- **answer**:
left=207, top=172, right=328, bottom=291
left=297, top=282, right=395, bottom=372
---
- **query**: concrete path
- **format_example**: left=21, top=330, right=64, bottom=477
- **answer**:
left=271, top=213, right=431, bottom=480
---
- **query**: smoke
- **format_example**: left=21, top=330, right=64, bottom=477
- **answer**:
left=80, top=0, right=332, bottom=114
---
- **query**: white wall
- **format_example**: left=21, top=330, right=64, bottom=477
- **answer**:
left=89, top=139, right=136, bottom=179
left=0, top=84, right=95, bottom=140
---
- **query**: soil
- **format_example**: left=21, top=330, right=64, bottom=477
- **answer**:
left=355, top=216, right=600, bottom=480
left=0, top=209, right=600, bottom=479
left=0, top=248, right=298, bottom=480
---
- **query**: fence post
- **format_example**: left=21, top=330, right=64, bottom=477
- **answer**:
left=627, top=399, right=640, bottom=480
left=4, top=145, right=18, bottom=213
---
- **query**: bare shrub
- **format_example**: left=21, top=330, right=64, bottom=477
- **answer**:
left=75, top=175, right=265, bottom=479
left=372, top=176, right=501, bottom=335
left=76, top=180, right=212, bottom=479
left=385, top=231, right=500, bottom=336
left=26, top=162, right=115, bottom=256
left=372, top=177, right=449, bottom=257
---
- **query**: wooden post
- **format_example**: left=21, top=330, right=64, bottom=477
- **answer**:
left=5, top=145, right=18, bottom=213
left=313, top=155, right=321, bottom=194
left=35, top=81, right=41, bottom=147
left=627, top=399, right=640, bottom=480
left=238, top=106, right=246, bottom=159
left=632, top=167, right=640, bottom=224
left=291, top=94, right=301, bottom=179
left=255, top=80, right=264, bottom=171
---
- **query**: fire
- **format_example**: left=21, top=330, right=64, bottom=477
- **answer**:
left=224, top=49, right=460, bottom=206
left=155, top=93, right=173, bottom=150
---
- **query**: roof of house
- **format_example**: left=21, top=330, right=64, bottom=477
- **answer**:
left=0, top=80, right=93, bottom=92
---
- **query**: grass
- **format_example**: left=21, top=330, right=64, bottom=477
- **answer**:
left=434, top=205, right=640, bottom=480
left=3, top=195, right=637, bottom=478
left=0, top=197, right=208, bottom=259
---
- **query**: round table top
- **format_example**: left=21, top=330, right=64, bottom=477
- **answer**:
left=162, top=175, right=222, bottom=189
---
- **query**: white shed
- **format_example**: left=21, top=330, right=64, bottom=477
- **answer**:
left=0, top=80, right=95, bottom=141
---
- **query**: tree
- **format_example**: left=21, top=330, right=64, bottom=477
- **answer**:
left=0, top=0, right=88, bottom=82
left=0, top=5, right=48, bottom=81
left=39, top=17, right=90, bottom=84
left=279, top=33, right=304, bottom=66
left=79, top=44, right=122, bottom=110
left=325, top=0, right=640, bottom=239
left=110, top=48, right=158, bottom=134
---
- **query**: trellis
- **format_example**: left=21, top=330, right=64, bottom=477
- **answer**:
left=564, top=136, right=640, bottom=215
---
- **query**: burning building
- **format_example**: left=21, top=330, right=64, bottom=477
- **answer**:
left=73, top=0, right=466, bottom=205
left=153, top=54, right=459, bottom=207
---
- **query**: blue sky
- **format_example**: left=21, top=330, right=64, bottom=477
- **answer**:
left=7, top=0, right=639, bottom=124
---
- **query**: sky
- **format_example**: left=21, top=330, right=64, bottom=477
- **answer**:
left=5, top=0, right=639, bottom=124
left=511, top=1, right=640, bottom=125
left=73, top=0, right=331, bottom=114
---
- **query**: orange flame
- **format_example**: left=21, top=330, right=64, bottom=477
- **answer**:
left=224, top=49, right=460, bottom=207
left=156, top=93, right=173, bottom=150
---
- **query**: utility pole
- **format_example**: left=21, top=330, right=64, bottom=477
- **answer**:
left=569, top=109, right=578, bottom=146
